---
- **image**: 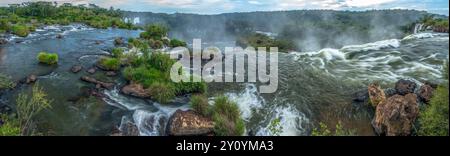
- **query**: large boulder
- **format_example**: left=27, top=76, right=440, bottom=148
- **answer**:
left=114, top=37, right=124, bottom=45
left=368, top=83, right=386, bottom=107
left=121, top=83, right=151, bottom=98
left=418, top=84, right=434, bottom=104
left=372, top=94, right=419, bottom=136
left=80, top=76, right=114, bottom=90
left=167, top=110, right=214, bottom=136
left=395, top=79, right=417, bottom=95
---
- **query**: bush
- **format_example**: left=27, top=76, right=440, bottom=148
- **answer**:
left=150, top=39, right=164, bottom=49
left=37, top=52, right=58, bottom=65
left=212, top=96, right=245, bottom=136
left=11, top=24, right=30, bottom=37
left=190, top=94, right=210, bottom=116
left=123, top=66, right=167, bottom=88
left=111, top=48, right=124, bottom=58
left=0, top=73, right=15, bottom=89
left=312, top=121, right=356, bottom=136
left=149, top=52, right=175, bottom=72
left=0, top=115, right=20, bottom=136
left=98, top=57, right=121, bottom=71
left=149, top=82, right=175, bottom=104
left=418, top=86, right=449, bottom=136
left=174, top=80, right=207, bottom=95
left=140, top=24, right=168, bottom=40
left=169, top=39, right=187, bottom=47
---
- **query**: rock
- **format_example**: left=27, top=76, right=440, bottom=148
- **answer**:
left=384, top=88, right=397, bottom=98
left=368, top=83, right=386, bottom=107
left=110, top=122, right=140, bottom=136
left=418, top=84, right=434, bottom=104
left=352, top=89, right=368, bottom=103
left=106, top=71, right=117, bottom=77
left=114, top=37, right=124, bottom=45
left=80, top=76, right=114, bottom=90
left=166, top=110, right=214, bottom=136
left=26, top=74, right=37, bottom=84
left=395, top=79, right=417, bottom=95
left=121, top=83, right=151, bottom=98
left=71, top=65, right=83, bottom=73
left=372, top=94, right=419, bottom=136
left=87, top=67, right=96, bottom=74
left=56, top=34, right=63, bottom=39
left=95, top=40, right=102, bottom=45
left=0, top=38, right=8, bottom=45
left=0, top=105, right=12, bottom=114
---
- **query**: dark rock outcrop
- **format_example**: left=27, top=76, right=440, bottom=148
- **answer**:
left=395, top=79, right=417, bottom=95
left=121, top=83, right=151, bottom=98
left=80, top=76, right=114, bottom=90
left=352, top=89, right=368, bottom=103
left=167, top=110, right=214, bottom=136
left=110, top=122, right=140, bottom=136
left=56, top=34, right=63, bottom=39
left=114, top=37, right=124, bottom=45
left=71, top=65, right=83, bottom=73
left=372, top=93, right=419, bottom=136
left=384, top=88, right=397, bottom=98
left=418, top=84, right=434, bottom=104
left=368, top=83, right=386, bottom=107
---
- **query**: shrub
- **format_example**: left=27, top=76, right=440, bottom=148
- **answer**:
left=140, top=24, right=168, bottom=40
left=37, top=52, right=58, bottom=65
left=150, top=39, right=164, bottom=49
left=418, top=86, right=449, bottom=136
left=190, top=94, right=210, bottom=117
left=123, top=66, right=167, bottom=88
left=149, top=82, right=175, bottom=104
left=0, top=115, right=20, bottom=136
left=169, top=39, right=187, bottom=47
left=11, top=24, right=30, bottom=37
left=111, top=48, right=124, bottom=58
left=174, top=80, right=207, bottom=95
left=212, top=96, right=245, bottom=136
left=98, top=57, right=121, bottom=71
left=0, top=73, right=15, bottom=89
left=16, top=84, right=52, bottom=135
left=149, top=52, right=175, bottom=72
left=312, top=121, right=356, bottom=136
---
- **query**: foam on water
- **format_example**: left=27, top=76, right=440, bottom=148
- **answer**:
left=256, top=105, right=309, bottom=136
left=225, top=84, right=265, bottom=120
left=341, top=39, right=400, bottom=52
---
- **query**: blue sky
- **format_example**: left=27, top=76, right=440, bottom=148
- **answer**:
left=1, top=0, right=449, bottom=15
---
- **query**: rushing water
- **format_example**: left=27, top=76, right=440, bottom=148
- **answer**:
left=0, top=25, right=448, bottom=136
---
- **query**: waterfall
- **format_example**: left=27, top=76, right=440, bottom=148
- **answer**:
left=414, top=23, right=424, bottom=34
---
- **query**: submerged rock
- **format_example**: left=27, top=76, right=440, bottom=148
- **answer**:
left=26, top=74, right=37, bottom=84
left=87, top=67, right=97, bottom=74
left=0, top=38, right=8, bottom=45
left=106, top=71, right=117, bottom=77
left=418, top=84, right=434, bottom=104
left=114, top=37, right=124, bottom=45
left=395, top=79, right=416, bottom=95
left=372, top=94, right=419, bottom=136
left=352, top=89, right=368, bottom=103
left=166, top=110, right=214, bottom=136
left=121, top=83, right=151, bottom=98
left=80, top=76, right=114, bottom=90
left=56, top=34, right=63, bottom=39
left=71, top=65, right=83, bottom=73
left=368, top=83, right=386, bottom=107
left=384, top=88, right=397, bottom=98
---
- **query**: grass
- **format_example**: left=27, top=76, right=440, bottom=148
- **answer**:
left=211, top=96, right=245, bottom=136
left=11, top=24, right=30, bottom=37
left=111, top=48, right=124, bottom=58
left=98, top=57, right=121, bottom=71
left=0, top=73, right=15, bottom=90
left=169, top=39, right=187, bottom=47
left=0, top=114, right=20, bottom=136
left=37, top=52, right=58, bottom=65
left=190, top=94, right=210, bottom=117
left=312, top=121, right=356, bottom=136
left=148, top=82, right=175, bottom=104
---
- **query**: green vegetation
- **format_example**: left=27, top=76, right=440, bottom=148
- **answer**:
left=212, top=96, right=245, bottom=136
left=140, top=24, right=168, bottom=40
left=312, top=121, right=356, bottom=136
left=190, top=94, right=210, bottom=117
left=0, top=73, right=15, bottom=89
left=418, top=62, right=449, bottom=136
left=0, top=114, right=20, bottom=136
left=169, top=39, right=187, bottom=47
left=0, top=2, right=137, bottom=37
left=16, top=84, right=52, bottom=135
left=236, top=33, right=297, bottom=52
left=98, top=57, right=121, bottom=71
left=37, top=52, right=58, bottom=65
left=111, top=48, right=124, bottom=58
left=148, top=82, right=175, bottom=104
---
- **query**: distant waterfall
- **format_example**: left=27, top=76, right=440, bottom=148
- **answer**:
left=124, top=17, right=141, bottom=25
left=413, top=23, right=424, bottom=34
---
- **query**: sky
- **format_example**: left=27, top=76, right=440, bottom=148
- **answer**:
left=0, top=0, right=448, bottom=15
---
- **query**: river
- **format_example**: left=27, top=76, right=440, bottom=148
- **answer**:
left=0, top=25, right=448, bottom=136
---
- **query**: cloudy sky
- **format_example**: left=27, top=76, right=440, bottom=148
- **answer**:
left=0, top=0, right=448, bottom=15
